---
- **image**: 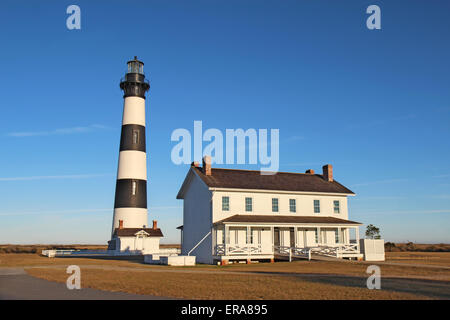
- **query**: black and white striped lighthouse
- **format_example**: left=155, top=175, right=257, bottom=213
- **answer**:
left=111, top=57, right=150, bottom=236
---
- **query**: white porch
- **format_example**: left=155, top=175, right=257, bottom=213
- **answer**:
left=212, top=223, right=363, bottom=262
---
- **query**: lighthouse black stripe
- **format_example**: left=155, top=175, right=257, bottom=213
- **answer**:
left=114, top=179, right=147, bottom=208
left=120, top=124, right=146, bottom=152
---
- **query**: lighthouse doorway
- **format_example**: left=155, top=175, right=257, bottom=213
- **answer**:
left=135, top=235, right=145, bottom=251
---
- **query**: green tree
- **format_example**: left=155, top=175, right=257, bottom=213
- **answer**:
left=365, top=224, right=381, bottom=239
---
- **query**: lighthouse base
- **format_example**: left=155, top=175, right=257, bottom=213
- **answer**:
left=108, top=227, right=163, bottom=255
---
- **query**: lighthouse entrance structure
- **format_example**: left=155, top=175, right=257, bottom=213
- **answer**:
left=108, top=57, right=163, bottom=255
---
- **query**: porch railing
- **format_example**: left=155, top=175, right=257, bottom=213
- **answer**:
left=214, top=244, right=263, bottom=255
left=273, top=245, right=311, bottom=261
left=310, top=243, right=360, bottom=258
left=214, top=243, right=360, bottom=260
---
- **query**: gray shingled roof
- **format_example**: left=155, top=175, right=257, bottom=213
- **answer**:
left=193, top=167, right=354, bottom=194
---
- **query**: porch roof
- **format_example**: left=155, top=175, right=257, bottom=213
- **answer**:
left=213, top=215, right=362, bottom=226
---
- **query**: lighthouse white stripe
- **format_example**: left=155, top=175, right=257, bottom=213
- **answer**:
left=122, top=96, right=146, bottom=126
left=117, top=150, right=147, bottom=180
left=112, top=207, right=148, bottom=233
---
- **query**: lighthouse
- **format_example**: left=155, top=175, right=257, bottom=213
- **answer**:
left=108, top=57, right=163, bottom=254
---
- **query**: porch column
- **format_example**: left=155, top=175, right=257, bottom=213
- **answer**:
left=224, top=224, right=229, bottom=255
left=355, top=226, right=360, bottom=252
left=246, top=226, right=251, bottom=256
left=337, top=227, right=341, bottom=245
left=271, top=226, right=274, bottom=253
left=294, top=226, right=298, bottom=248
left=212, top=227, right=216, bottom=255
left=317, top=227, right=321, bottom=245
left=303, top=228, right=307, bottom=248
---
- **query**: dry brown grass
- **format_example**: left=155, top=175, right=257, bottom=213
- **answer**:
left=385, top=242, right=450, bottom=252
left=386, top=252, right=450, bottom=267
left=26, top=267, right=427, bottom=300
left=0, top=244, right=108, bottom=254
left=2, top=253, right=449, bottom=281
left=221, top=260, right=450, bottom=281
left=3, top=253, right=447, bottom=299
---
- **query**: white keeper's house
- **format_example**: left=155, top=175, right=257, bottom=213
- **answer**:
left=177, top=156, right=364, bottom=264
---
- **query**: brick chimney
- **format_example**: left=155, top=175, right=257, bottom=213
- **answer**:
left=322, top=164, right=333, bottom=182
left=152, top=220, right=158, bottom=229
left=305, top=169, right=315, bottom=174
left=202, top=155, right=211, bottom=176
left=118, top=220, right=124, bottom=229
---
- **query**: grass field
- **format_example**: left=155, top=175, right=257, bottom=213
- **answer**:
left=25, top=267, right=428, bottom=300
left=2, top=251, right=449, bottom=299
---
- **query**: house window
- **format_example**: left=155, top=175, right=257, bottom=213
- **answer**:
left=272, top=198, right=279, bottom=212
left=245, top=197, right=252, bottom=212
left=132, top=130, right=139, bottom=144
left=314, top=229, right=319, bottom=243
left=289, top=199, right=296, bottom=213
left=222, top=196, right=230, bottom=211
left=314, top=200, right=320, bottom=213
left=333, top=200, right=340, bottom=214
left=131, top=180, right=137, bottom=196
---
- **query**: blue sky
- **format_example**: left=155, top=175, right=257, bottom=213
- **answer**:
left=0, top=0, right=449, bottom=244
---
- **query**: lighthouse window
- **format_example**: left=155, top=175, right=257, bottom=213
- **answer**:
left=131, top=181, right=137, bottom=196
left=132, top=130, right=139, bottom=144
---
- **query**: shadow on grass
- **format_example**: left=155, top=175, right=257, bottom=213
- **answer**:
left=245, top=271, right=450, bottom=299
left=57, top=255, right=145, bottom=264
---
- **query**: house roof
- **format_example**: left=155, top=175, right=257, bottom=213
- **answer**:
left=113, top=228, right=163, bottom=237
left=214, top=215, right=362, bottom=225
left=190, top=166, right=355, bottom=195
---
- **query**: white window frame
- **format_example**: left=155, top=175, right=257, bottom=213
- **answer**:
left=245, top=197, right=253, bottom=212
left=314, top=200, right=320, bottom=213
left=222, top=196, right=230, bottom=211
left=289, top=199, right=296, bottom=213
left=272, top=198, right=279, bottom=212
left=333, top=200, right=340, bottom=214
